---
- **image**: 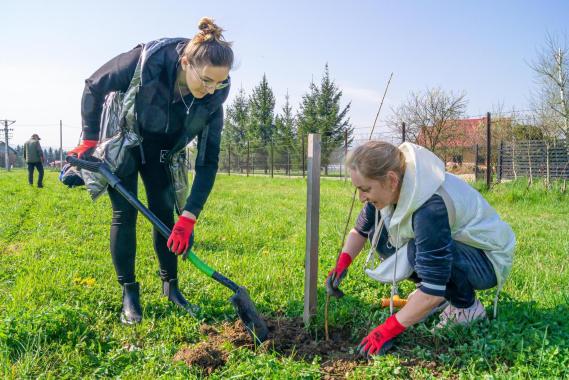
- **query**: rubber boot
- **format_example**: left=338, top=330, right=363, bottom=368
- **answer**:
left=120, top=282, right=142, bottom=325
left=162, top=279, right=200, bottom=317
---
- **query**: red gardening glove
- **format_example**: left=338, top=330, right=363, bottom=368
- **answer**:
left=325, top=252, right=353, bottom=298
left=358, top=314, right=406, bottom=356
left=67, top=139, right=98, bottom=158
left=167, top=215, right=196, bottom=255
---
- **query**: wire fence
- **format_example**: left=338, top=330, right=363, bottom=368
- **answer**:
left=205, top=136, right=402, bottom=179
left=498, top=139, right=569, bottom=181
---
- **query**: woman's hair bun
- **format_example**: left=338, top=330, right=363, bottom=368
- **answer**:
left=196, top=17, right=224, bottom=42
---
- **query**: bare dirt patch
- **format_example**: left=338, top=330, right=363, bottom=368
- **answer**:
left=174, top=316, right=450, bottom=378
left=174, top=316, right=365, bottom=377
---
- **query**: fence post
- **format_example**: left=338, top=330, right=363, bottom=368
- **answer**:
left=302, top=134, right=306, bottom=178
left=545, top=141, right=550, bottom=189
left=304, top=133, right=321, bottom=327
left=228, top=141, right=231, bottom=176
left=270, top=140, right=274, bottom=178
left=246, top=141, right=250, bottom=177
left=475, top=144, right=479, bottom=181
left=287, top=150, right=290, bottom=177
left=402, top=122, right=406, bottom=143
left=497, top=140, right=503, bottom=183
left=486, top=112, right=492, bottom=189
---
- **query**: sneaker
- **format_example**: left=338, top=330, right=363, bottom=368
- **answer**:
left=436, top=299, right=487, bottom=328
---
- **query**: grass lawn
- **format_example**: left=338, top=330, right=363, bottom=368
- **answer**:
left=1, top=170, right=568, bottom=378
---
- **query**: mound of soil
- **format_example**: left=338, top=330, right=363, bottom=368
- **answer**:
left=173, top=342, right=227, bottom=376
left=174, top=316, right=449, bottom=378
left=174, top=316, right=365, bottom=378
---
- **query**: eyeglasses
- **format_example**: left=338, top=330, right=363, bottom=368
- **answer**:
left=189, top=64, right=229, bottom=91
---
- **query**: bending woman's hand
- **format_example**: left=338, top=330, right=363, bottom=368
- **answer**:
left=167, top=215, right=196, bottom=255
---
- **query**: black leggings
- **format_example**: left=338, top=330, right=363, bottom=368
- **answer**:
left=107, top=138, right=178, bottom=284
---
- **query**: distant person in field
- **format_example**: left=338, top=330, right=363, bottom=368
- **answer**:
left=325, top=141, right=515, bottom=357
left=68, top=17, right=233, bottom=324
left=24, top=134, right=44, bottom=188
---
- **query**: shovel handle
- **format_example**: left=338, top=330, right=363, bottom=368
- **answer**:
left=67, top=155, right=240, bottom=293
left=185, top=250, right=214, bottom=277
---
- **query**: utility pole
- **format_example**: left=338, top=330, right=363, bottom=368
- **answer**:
left=1, top=120, right=15, bottom=171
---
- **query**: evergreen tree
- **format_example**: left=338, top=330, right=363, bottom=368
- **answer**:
left=248, top=74, right=276, bottom=172
left=222, top=87, right=250, bottom=172
left=15, top=145, right=24, bottom=167
left=297, top=64, right=353, bottom=172
left=274, top=92, right=297, bottom=174
left=223, top=87, right=250, bottom=152
left=248, top=74, right=276, bottom=146
left=317, top=64, right=352, bottom=171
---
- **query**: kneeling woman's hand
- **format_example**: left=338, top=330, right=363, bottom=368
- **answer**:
left=358, top=314, right=406, bottom=357
left=325, top=252, right=353, bottom=298
left=167, top=215, right=196, bottom=255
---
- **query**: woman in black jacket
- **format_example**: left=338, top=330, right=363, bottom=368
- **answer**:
left=69, top=17, right=233, bottom=324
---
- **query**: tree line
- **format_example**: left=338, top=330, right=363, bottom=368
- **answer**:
left=8, top=145, right=66, bottom=167
left=221, top=64, right=353, bottom=173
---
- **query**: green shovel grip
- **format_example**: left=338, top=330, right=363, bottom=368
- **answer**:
left=185, top=250, right=215, bottom=277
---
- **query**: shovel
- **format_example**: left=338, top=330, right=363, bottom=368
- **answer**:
left=66, top=156, right=269, bottom=343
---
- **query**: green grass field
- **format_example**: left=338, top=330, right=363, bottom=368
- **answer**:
left=1, top=170, right=568, bottom=379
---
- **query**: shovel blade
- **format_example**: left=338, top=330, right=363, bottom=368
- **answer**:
left=229, top=286, right=269, bottom=344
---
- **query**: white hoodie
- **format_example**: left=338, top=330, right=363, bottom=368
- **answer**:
left=380, top=142, right=515, bottom=290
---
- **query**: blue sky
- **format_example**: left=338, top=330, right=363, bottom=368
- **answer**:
left=1, top=0, right=568, bottom=149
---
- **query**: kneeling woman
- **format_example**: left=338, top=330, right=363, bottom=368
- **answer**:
left=326, top=141, right=515, bottom=356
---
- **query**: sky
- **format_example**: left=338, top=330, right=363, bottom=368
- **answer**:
left=1, top=0, right=568, bottom=150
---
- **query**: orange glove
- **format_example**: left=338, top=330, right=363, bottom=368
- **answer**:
left=68, top=140, right=98, bottom=158
left=167, top=215, right=196, bottom=255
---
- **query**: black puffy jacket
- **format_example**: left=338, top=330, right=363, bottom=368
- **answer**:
left=80, top=38, right=230, bottom=217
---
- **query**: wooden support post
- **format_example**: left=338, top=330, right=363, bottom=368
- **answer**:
left=304, top=133, right=321, bottom=326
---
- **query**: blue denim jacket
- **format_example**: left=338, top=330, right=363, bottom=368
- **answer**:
left=355, top=194, right=453, bottom=296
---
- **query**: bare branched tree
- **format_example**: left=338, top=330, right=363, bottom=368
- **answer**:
left=389, top=87, right=467, bottom=154
left=529, top=33, right=569, bottom=138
